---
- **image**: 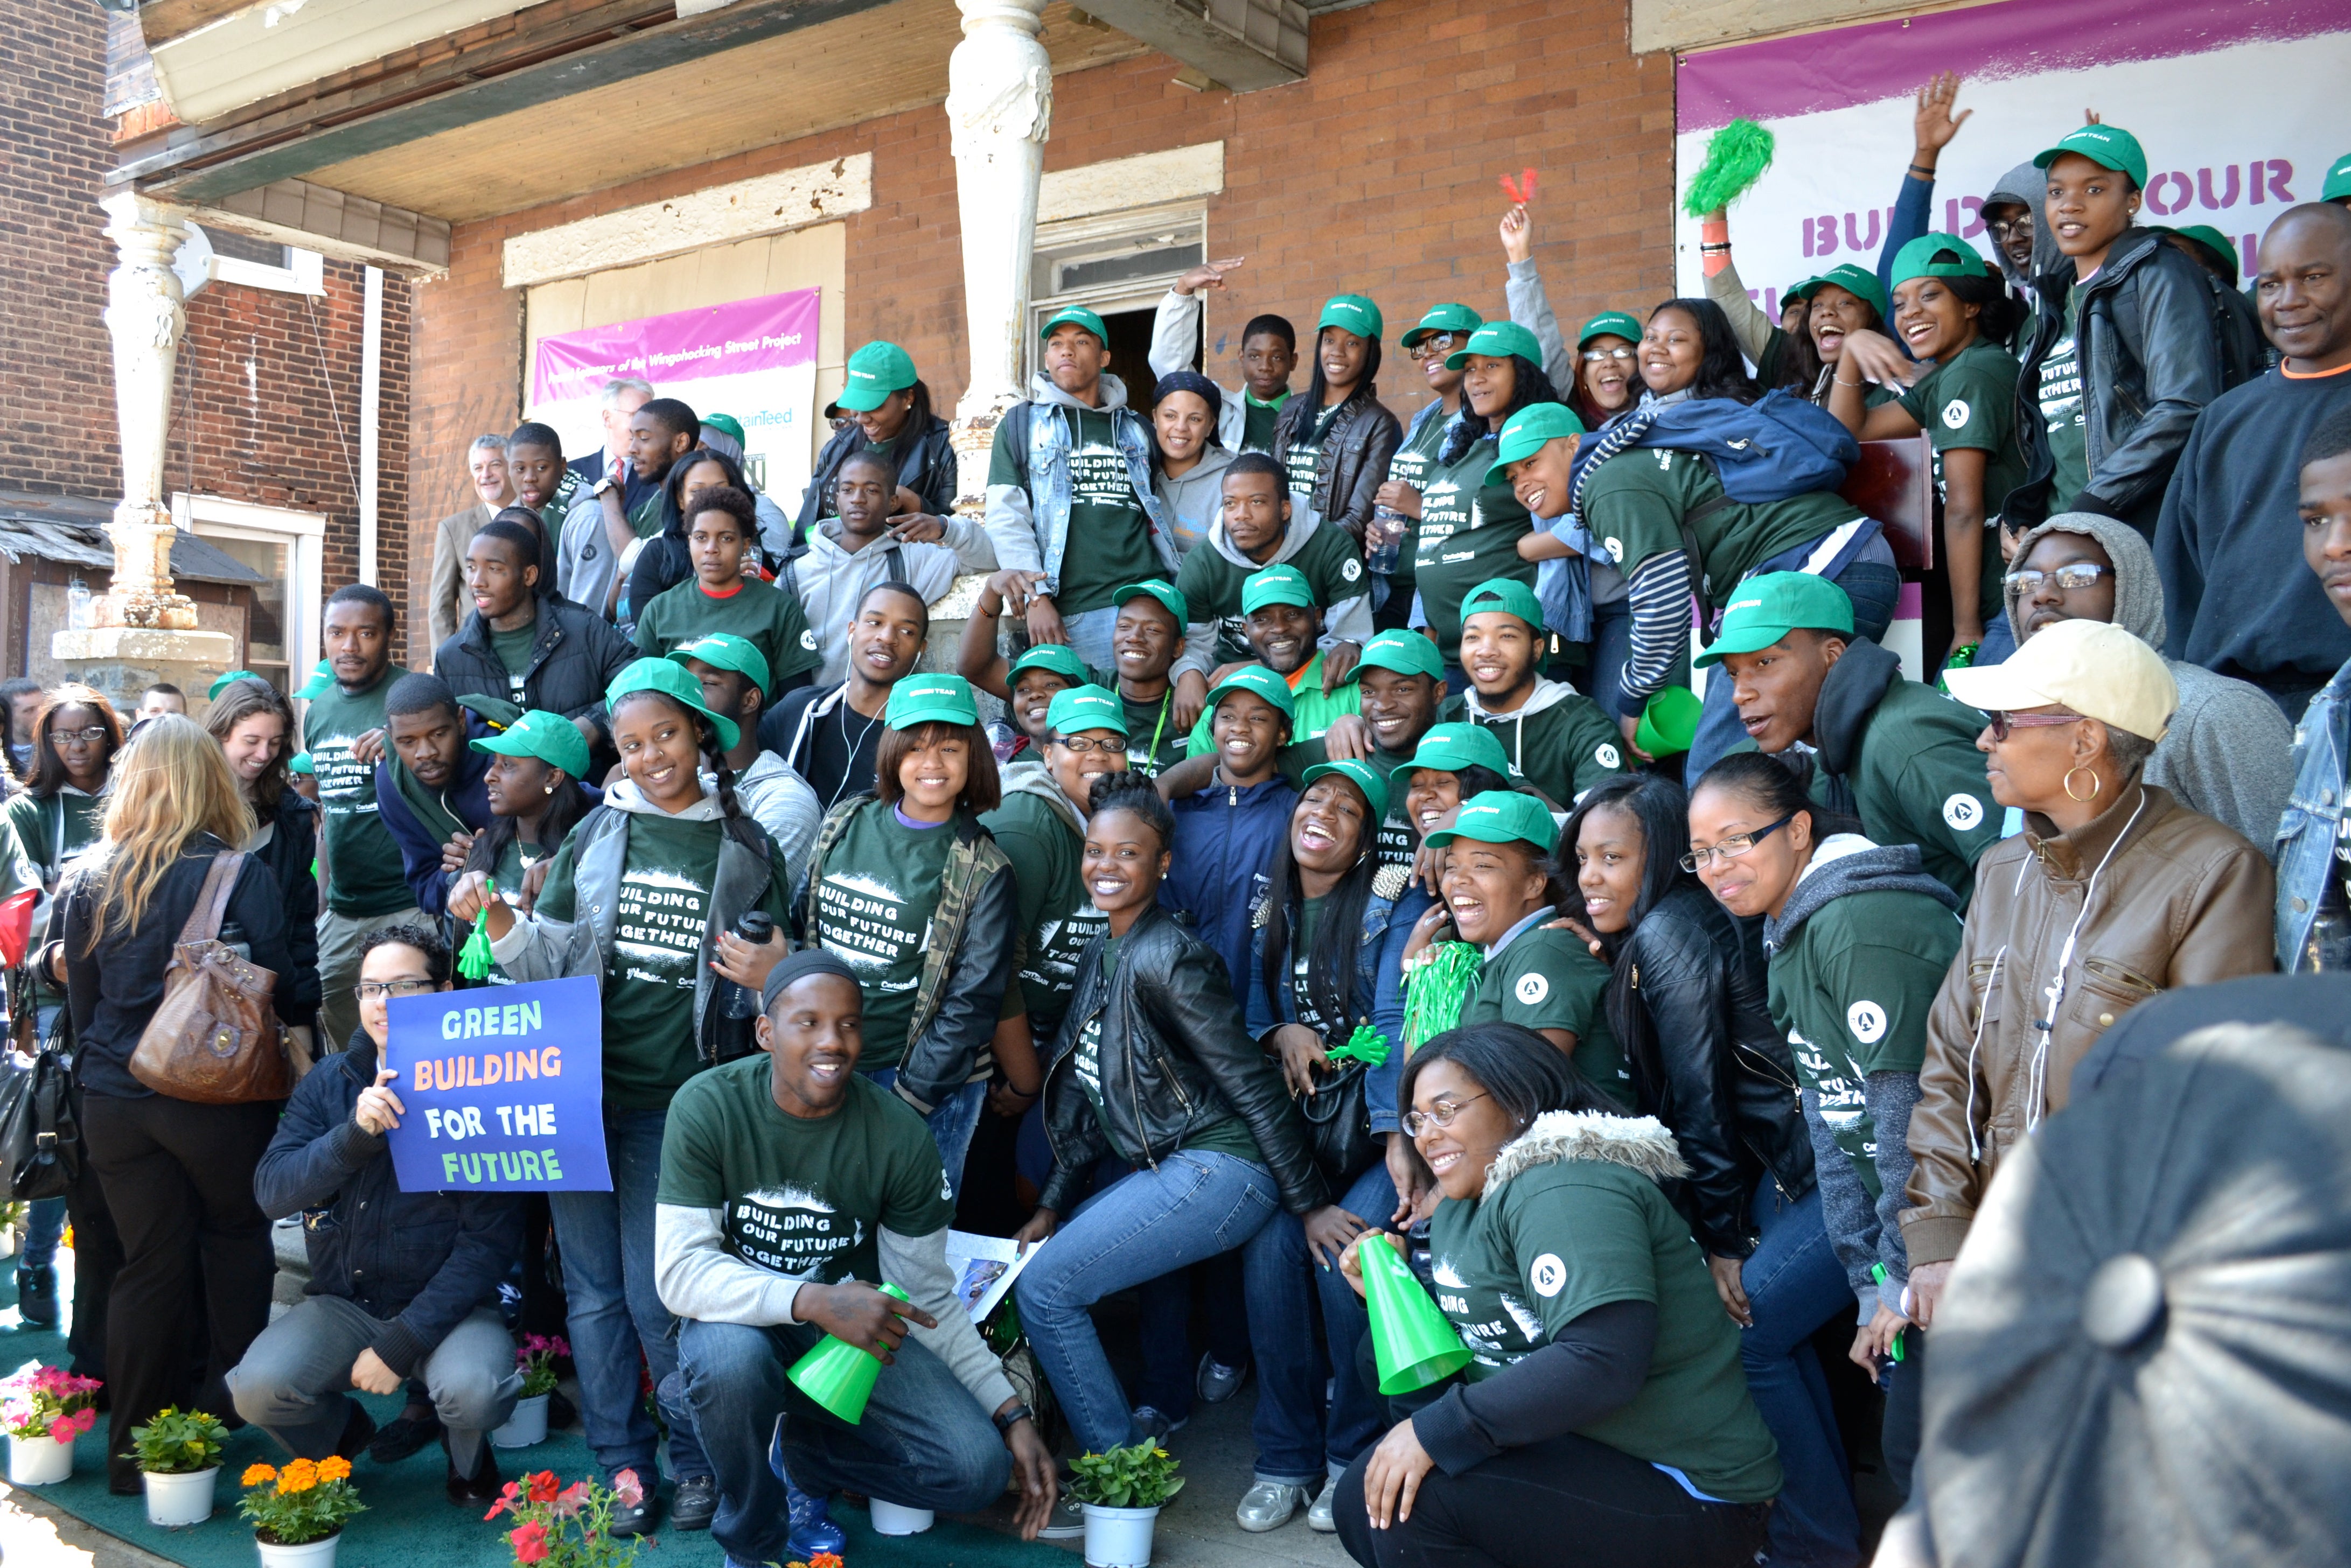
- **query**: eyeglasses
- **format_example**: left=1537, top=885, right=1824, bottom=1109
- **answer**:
left=1986, top=710, right=2083, bottom=742
left=1402, top=1094, right=1489, bottom=1138
left=1581, top=346, right=1637, bottom=364
left=53, top=726, right=109, bottom=745
left=353, top=979, right=438, bottom=1002
left=1985, top=216, right=2033, bottom=242
left=1679, top=813, right=1796, bottom=871
left=1405, top=334, right=1458, bottom=361
left=1054, top=736, right=1125, bottom=755
left=2003, top=563, right=2111, bottom=595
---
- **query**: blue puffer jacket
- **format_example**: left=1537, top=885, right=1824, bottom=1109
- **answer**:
left=1161, top=774, right=1299, bottom=992
left=2278, top=660, right=2351, bottom=971
left=1244, top=883, right=1429, bottom=1135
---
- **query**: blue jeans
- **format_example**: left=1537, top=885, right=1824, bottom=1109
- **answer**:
left=862, top=1069, right=986, bottom=1198
left=679, top=1317, right=1009, bottom=1566
left=1973, top=610, right=2017, bottom=668
left=547, top=1107, right=710, bottom=1482
left=1015, top=1150, right=1281, bottom=1456
left=1738, top=1180, right=1861, bottom=1568
left=20, top=1198, right=64, bottom=1271
left=1060, top=607, right=1119, bottom=672
left=1583, top=594, right=1635, bottom=719
left=1253, top=1159, right=1399, bottom=1482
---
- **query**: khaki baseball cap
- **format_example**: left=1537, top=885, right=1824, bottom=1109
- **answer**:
left=1942, top=618, right=2175, bottom=743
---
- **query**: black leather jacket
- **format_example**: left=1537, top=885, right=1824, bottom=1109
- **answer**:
left=1271, top=384, right=1403, bottom=543
left=1039, top=902, right=1328, bottom=1217
left=1613, top=886, right=1813, bottom=1258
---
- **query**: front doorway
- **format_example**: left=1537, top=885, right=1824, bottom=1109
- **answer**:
left=1028, top=201, right=1206, bottom=410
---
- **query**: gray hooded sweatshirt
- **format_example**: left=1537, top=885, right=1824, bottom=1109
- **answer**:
left=1173, top=502, right=1376, bottom=679
left=2006, top=511, right=2293, bottom=855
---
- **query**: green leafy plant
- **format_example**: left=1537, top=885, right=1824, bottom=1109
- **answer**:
left=128, top=1407, right=228, bottom=1475
left=517, top=1334, right=570, bottom=1399
left=239, top=1457, right=366, bottom=1545
left=1067, top=1440, right=1183, bottom=1509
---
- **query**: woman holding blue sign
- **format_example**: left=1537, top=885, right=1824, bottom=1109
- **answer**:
left=449, top=657, right=794, bottom=1535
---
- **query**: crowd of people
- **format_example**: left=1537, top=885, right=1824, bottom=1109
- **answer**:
left=9, top=73, right=2351, bottom=1568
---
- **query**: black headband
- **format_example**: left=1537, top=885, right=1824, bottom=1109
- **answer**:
left=761, top=949, right=864, bottom=1013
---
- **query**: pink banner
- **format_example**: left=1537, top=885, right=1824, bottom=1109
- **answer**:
left=530, top=289, right=820, bottom=407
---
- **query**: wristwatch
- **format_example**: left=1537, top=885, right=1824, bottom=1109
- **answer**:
left=992, top=1402, right=1035, bottom=1436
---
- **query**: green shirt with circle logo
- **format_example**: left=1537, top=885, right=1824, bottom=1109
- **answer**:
left=1461, top=925, right=1631, bottom=1107
left=1411, top=434, right=1534, bottom=665
left=633, top=576, right=822, bottom=691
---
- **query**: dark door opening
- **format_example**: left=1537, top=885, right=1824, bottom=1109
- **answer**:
left=1099, top=306, right=1162, bottom=411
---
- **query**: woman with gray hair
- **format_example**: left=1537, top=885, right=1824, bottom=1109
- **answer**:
left=1897, top=618, right=2275, bottom=1330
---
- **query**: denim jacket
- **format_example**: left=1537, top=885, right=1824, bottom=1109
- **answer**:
left=2277, top=661, right=2351, bottom=971
left=1242, top=882, right=1429, bottom=1136
left=984, top=375, right=1180, bottom=599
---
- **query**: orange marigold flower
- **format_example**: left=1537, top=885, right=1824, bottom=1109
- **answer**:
left=279, top=1457, right=319, bottom=1493
left=241, top=1463, right=277, bottom=1487
left=317, top=1455, right=352, bottom=1483
left=810, top=1554, right=846, bottom=1568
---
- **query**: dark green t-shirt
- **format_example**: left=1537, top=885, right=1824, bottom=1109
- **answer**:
left=1412, top=433, right=1535, bottom=664
left=1175, top=522, right=1369, bottom=666
left=634, top=576, right=822, bottom=689
left=1428, top=1158, right=1782, bottom=1503
left=2038, top=284, right=2090, bottom=515
left=1580, top=449, right=1861, bottom=603
left=658, top=1061, right=956, bottom=1285
left=1119, top=686, right=1185, bottom=778
left=987, top=405, right=1159, bottom=616
left=490, top=618, right=539, bottom=706
left=1283, top=404, right=1341, bottom=497
left=476, top=837, right=550, bottom=989
left=1382, top=408, right=1452, bottom=593
left=1437, top=692, right=1630, bottom=808
left=1461, top=925, right=1632, bottom=1107
left=979, top=788, right=1103, bottom=1042
left=9, top=788, right=102, bottom=1006
left=1241, top=395, right=1287, bottom=456
left=1902, top=341, right=2028, bottom=622
left=1274, top=736, right=1419, bottom=897
left=808, top=803, right=958, bottom=1071
left=305, top=667, right=415, bottom=919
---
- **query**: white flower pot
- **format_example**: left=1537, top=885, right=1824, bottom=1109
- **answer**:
left=8, top=1432, right=73, bottom=1485
left=255, top=1530, right=340, bottom=1567
left=145, top=1465, right=220, bottom=1527
left=868, top=1497, right=934, bottom=1535
left=1082, top=1502, right=1160, bottom=1567
left=491, top=1392, right=549, bottom=1448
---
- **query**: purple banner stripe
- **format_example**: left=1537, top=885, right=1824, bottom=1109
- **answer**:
left=1678, top=0, right=2351, bottom=132
left=532, top=288, right=820, bottom=407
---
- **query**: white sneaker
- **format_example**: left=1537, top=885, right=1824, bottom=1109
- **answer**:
left=1307, top=1476, right=1340, bottom=1532
left=1235, top=1479, right=1307, bottom=1532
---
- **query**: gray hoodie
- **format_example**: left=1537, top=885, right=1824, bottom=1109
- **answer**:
left=1155, top=444, right=1236, bottom=561
left=1174, top=502, right=1375, bottom=679
left=2006, top=511, right=2293, bottom=856
left=1982, top=160, right=2056, bottom=296
left=996, top=755, right=1085, bottom=837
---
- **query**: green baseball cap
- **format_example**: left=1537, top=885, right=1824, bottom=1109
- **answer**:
left=668, top=631, right=772, bottom=698
left=288, top=751, right=314, bottom=775
left=1318, top=293, right=1384, bottom=342
left=834, top=340, right=918, bottom=414
left=1114, top=579, right=1189, bottom=626
left=208, top=669, right=263, bottom=700
left=1357, top=628, right=1445, bottom=681
left=1241, top=563, right=1317, bottom=614
left=1406, top=722, right=1510, bottom=779
left=1301, top=757, right=1390, bottom=825
left=1425, top=788, right=1557, bottom=853
left=2034, top=123, right=2148, bottom=192
left=2328, top=151, right=2351, bottom=204
left=2166, top=225, right=2240, bottom=288
left=1041, top=305, right=1110, bottom=345
left=1890, top=232, right=1989, bottom=288
left=1046, top=683, right=1128, bottom=738
left=885, top=672, right=980, bottom=730
left=470, top=707, right=591, bottom=781
left=1694, top=572, right=1855, bottom=668
left=700, top=412, right=747, bottom=446
left=1487, top=402, right=1586, bottom=482
left=605, top=656, right=740, bottom=751
left=1010, top=643, right=1091, bottom=687
left=1793, top=264, right=1888, bottom=320
left=294, top=660, right=333, bottom=700
left=1460, top=577, right=1546, bottom=635
left=1577, top=311, right=1643, bottom=348
left=1205, top=663, right=1296, bottom=720
left=1445, top=320, right=1543, bottom=371
left=1400, top=303, right=1482, bottom=348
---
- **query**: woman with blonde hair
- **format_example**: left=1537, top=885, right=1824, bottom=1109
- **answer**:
left=51, top=713, right=294, bottom=1494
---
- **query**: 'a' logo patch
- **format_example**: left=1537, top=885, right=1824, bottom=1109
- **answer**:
left=1515, top=972, right=1550, bottom=1006
left=1596, top=743, right=1622, bottom=770
left=1847, top=1000, right=1888, bottom=1045
left=800, top=628, right=819, bottom=650
left=1341, top=557, right=1363, bottom=582
left=1604, top=537, right=1624, bottom=563
left=1942, top=793, right=1984, bottom=830
left=1942, top=398, right=1972, bottom=430
left=1530, top=1253, right=1567, bottom=1297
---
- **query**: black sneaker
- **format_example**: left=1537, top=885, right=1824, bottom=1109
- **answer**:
left=14, top=1264, right=57, bottom=1328
left=672, top=1473, right=719, bottom=1531
left=547, top=1389, right=578, bottom=1430
left=335, top=1400, right=379, bottom=1462
left=367, top=1405, right=441, bottom=1464
left=445, top=1437, right=504, bottom=1506
left=607, top=1484, right=658, bottom=1538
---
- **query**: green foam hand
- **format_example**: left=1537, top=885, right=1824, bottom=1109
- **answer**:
left=456, top=877, right=497, bottom=981
left=1326, top=1024, right=1391, bottom=1069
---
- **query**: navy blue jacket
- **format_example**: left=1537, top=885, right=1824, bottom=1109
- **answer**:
left=253, top=1031, right=524, bottom=1377
left=1245, top=883, right=1428, bottom=1136
left=373, top=706, right=501, bottom=918
left=1161, top=774, right=1297, bottom=993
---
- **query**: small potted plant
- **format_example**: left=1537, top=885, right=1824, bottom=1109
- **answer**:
left=1, top=1363, right=100, bottom=1485
left=485, top=1467, right=644, bottom=1567
left=493, top=1334, right=568, bottom=1449
left=130, top=1406, right=229, bottom=1527
left=1068, top=1439, right=1183, bottom=1567
left=241, top=1455, right=365, bottom=1565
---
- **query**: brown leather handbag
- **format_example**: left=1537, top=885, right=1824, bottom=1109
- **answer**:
left=127, top=851, right=290, bottom=1104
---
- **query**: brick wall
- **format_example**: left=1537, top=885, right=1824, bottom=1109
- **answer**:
left=408, top=0, right=1678, bottom=616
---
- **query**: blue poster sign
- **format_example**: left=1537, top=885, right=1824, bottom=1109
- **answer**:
left=383, top=976, right=611, bottom=1193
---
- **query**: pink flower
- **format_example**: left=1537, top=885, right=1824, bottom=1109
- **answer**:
left=484, top=1479, right=523, bottom=1521
left=611, top=1468, right=645, bottom=1510
left=510, top=1522, right=550, bottom=1564
left=553, top=1481, right=593, bottom=1518
left=49, top=1411, right=88, bottom=1443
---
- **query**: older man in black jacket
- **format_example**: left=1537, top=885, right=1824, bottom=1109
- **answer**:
left=227, top=926, right=525, bottom=1503
left=432, top=515, right=636, bottom=765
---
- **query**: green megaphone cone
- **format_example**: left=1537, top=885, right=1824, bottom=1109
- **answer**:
left=1360, top=1236, right=1473, bottom=1395
left=787, top=1282, right=911, bottom=1424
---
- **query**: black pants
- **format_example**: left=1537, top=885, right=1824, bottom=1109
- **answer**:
left=61, top=1141, right=122, bottom=1381
left=1880, top=1333, right=1924, bottom=1502
left=82, top=1092, right=281, bottom=1489
left=1333, top=1429, right=1771, bottom=1568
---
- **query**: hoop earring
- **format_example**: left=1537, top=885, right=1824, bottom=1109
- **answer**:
left=2063, top=765, right=2101, bottom=803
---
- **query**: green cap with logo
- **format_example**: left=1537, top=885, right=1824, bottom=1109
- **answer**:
left=2328, top=151, right=2351, bottom=204
left=1047, top=683, right=1128, bottom=738
left=470, top=707, right=591, bottom=781
left=832, top=340, right=919, bottom=414
left=605, top=655, right=740, bottom=751
left=1114, top=579, right=1189, bottom=627
left=1041, top=305, right=1110, bottom=345
left=700, top=412, right=747, bottom=446
left=1241, top=563, right=1317, bottom=614
left=2166, top=225, right=2240, bottom=288
left=1406, top=722, right=1510, bottom=779
left=293, top=660, right=333, bottom=700
left=1301, top=757, right=1390, bottom=825
left=208, top=670, right=263, bottom=701
left=885, top=672, right=980, bottom=730
left=1400, top=303, right=1482, bottom=348
left=667, top=631, right=772, bottom=698
left=1694, top=572, right=1855, bottom=668
left=1577, top=311, right=1643, bottom=348
left=1460, top=577, right=1546, bottom=635
left=1318, top=293, right=1384, bottom=342
left=1205, top=663, right=1296, bottom=720
left=1486, top=402, right=1586, bottom=482
left=288, top=751, right=315, bottom=775
left=1445, top=320, right=1543, bottom=371
left=1010, top=643, right=1091, bottom=688
left=1357, top=628, right=1445, bottom=680
left=1792, top=263, right=1888, bottom=320
left=1890, top=232, right=1989, bottom=288
left=2034, top=122, right=2148, bottom=192
left=1424, top=789, right=1557, bottom=853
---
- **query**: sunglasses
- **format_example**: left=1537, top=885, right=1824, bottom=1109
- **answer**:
left=1985, top=710, right=2083, bottom=742
left=2003, top=563, right=2112, bottom=596
left=1406, top=334, right=1459, bottom=361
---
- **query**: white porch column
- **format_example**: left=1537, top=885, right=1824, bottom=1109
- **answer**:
left=944, top=0, right=1052, bottom=513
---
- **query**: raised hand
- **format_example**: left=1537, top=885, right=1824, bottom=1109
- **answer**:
left=1912, top=71, right=1972, bottom=163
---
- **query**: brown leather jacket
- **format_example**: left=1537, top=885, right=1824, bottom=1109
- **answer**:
left=1901, top=781, right=2275, bottom=1266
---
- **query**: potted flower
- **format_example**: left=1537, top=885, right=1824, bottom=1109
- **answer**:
left=130, top=1406, right=228, bottom=1527
left=1068, top=1440, right=1183, bottom=1567
left=485, top=1467, right=644, bottom=1566
left=1, top=1363, right=100, bottom=1485
left=493, top=1334, right=568, bottom=1449
left=240, top=1455, right=365, bottom=1565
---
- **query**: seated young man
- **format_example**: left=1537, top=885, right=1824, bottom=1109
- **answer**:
left=228, top=926, right=523, bottom=1500
left=658, top=952, right=1055, bottom=1567
left=632, top=486, right=823, bottom=697
left=374, top=674, right=515, bottom=918
left=1178, top=563, right=1364, bottom=755
left=1436, top=578, right=1628, bottom=807
left=791, top=449, right=995, bottom=687
left=962, top=573, right=1194, bottom=776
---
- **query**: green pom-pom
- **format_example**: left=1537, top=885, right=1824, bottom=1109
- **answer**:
left=1404, top=942, right=1484, bottom=1052
left=1682, top=119, right=1776, bottom=218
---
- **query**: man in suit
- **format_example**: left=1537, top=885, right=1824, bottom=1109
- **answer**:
left=566, top=376, right=656, bottom=487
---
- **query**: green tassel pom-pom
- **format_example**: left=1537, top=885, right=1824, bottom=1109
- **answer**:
left=1682, top=119, right=1776, bottom=218
left=1404, top=942, right=1484, bottom=1053
left=457, top=877, right=498, bottom=981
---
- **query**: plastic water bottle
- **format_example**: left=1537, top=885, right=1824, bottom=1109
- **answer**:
left=721, top=911, right=775, bottom=1019
left=1365, top=506, right=1408, bottom=578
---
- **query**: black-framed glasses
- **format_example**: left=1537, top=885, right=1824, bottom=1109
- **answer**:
left=1054, top=736, right=1124, bottom=755
left=353, top=979, right=438, bottom=1002
left=1406, top=334, right=1459, bottom=361
left=1985, top=216, right=2033, bottom=241
left=2003, top=563, right=2112, bottom=595
left=1402, top=1093, right=1489, bottom=1138
left=1986, top=710, right=2083, bottom=743
left=1680, top=813, right=1796, bottom=871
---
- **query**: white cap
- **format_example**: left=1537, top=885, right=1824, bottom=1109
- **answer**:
left=1944, top=619, right=2175, bottom=743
